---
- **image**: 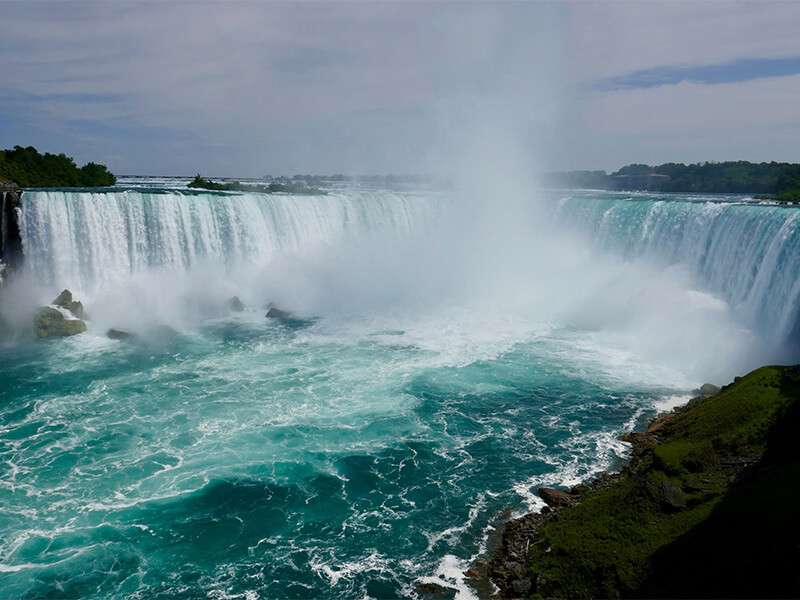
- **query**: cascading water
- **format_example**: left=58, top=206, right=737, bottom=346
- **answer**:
left=554, top=191, right=800, bottom=346
left=17, top=189, right=442, bottom=293
left=1, top=182, right=799, bottom=600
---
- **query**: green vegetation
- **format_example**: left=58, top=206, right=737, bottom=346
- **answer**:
left=188, top=174, right=326, bottom=195
left=545, top=161, right=800, bottom=200
left=651, top=161, right=800, bottom=196
left=0, top=145, right=116, bottom=187
left=187, top=174, right=228, bottom=191
left=499, top=366, right=800, bottom=598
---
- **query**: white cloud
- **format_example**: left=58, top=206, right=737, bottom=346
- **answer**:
left=1, top=1, right=800, bottom=175
left=571, top=74, right=800, bottom=169
left=566, top=1, right=800, bottom=81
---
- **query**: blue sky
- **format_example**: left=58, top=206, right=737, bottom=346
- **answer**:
left=1, top=1, right=800, bottom=177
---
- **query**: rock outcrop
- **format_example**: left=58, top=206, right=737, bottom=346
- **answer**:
left=227, top=296, right=245, bottom=312
left=538, top=487, right=572, bottom=508
left=0, top=183, right=23, bottom=277
left=33, top=289, right=88, bottom=338
left=34, top=306, right=87, bottom=338
left=53, top=289, right=85, bottom=319
left=107, top=328, right=134, bottom=340
left=692, top=382, right=721, bottom=398
left=265, top=305, right=292, bottom=319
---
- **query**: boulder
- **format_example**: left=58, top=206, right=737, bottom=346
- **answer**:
left=265, top=306, right=292, bottom=319
left=415, top=582, right=455, bottom=598
left=511, top=577, right=532, bottom=596
left=538, top=487, right=571, bottom=507
left=658, top=480, right=686, bottom=512
left=692, top=383, right=720, bottom=398
left=107, top=328, right=134, bottom=340
left=226, top=296, right=245, bottom=312
left=34, top=306, right=87, bottom=338
left=52, top=289, right=85, bottom=319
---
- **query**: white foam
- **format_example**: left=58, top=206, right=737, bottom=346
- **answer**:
left=417, top=554, right=478, bottom=600
left=424, top=496, right=486, bottom=552
left=310, top=550, right=393, bottom=588
left=653, top=393, right=693, bottom=413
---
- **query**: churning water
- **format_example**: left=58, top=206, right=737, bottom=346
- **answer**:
left=1, top=182, right=798, bottom=598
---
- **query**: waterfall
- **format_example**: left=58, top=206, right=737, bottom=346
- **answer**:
left=555, top=194, right=800, bottom=345
left=17, top=189, right=442, bottom=293
left=13, top=187, right=800, bottom=347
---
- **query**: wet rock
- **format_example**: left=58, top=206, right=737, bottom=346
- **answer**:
left=620, top=430, right=660, bottom=453
left=226, top=296, right=244, bottom=312
left=52, top=289, right=86, bottom=319
left=538, top=487, right=571, bottom=507
left=107, top=328, right=134, bottom=340
left=34, top=306, right=87, bottom=338
left=464, top=569, right=480, bottom=578
left=658, top=480, right=686, bottom=512
left=646, top=415, right=671, bottom=434
left=692, top=383, right=720, bottom=398
left=570, top=483, right=590, bottom=495
left=265, top=305, right=292, bottom=319
left=415, top=582, right=456, bottom=598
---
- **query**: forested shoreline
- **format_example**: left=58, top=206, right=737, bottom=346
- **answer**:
left=546, top=161, right=800, bottom=201
left=0, top=146, right=116, bottom=187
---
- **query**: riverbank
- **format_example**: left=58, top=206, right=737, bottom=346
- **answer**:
left=487, top=365, right=800, bottom=598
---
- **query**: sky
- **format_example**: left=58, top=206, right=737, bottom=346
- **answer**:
left=2, top=1, right=800, bottom=177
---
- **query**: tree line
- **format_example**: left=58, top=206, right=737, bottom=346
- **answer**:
left=546, top=161, right=800, bottom=201
left=0, top=145, right=116, bottom=187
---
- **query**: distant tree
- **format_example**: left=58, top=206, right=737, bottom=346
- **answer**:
left=0, top=146, right=116, bottom=187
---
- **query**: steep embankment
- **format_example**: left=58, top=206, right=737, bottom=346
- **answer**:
left=490, top=365, right=800, bottom=598
left=0, top=182, right=23, bottom=274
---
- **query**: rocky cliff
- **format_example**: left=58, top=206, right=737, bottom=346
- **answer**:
left=0, top=182, right=23, bottom=278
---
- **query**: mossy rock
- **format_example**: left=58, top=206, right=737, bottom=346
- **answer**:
left=34, top=307, right=87, bottom=338
left=52, top=289, right=86, bottom=319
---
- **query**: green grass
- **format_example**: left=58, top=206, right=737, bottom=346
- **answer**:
left=518, top=366, right=800, bottom=599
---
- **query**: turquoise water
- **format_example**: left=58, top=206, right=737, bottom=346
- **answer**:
left=1, top=184, right=798, bottom=598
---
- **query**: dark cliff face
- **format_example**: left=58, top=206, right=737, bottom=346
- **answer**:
left=1, top=184, right=23, bottom=272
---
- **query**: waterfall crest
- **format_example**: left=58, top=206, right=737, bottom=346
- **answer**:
left=18, top=189, right=440, bottom=292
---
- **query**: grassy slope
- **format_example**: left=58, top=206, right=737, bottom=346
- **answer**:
left=516, top=366, right=800, bottom=599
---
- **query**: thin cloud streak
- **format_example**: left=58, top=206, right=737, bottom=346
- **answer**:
left=597, top=57, right=800, bottom=91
